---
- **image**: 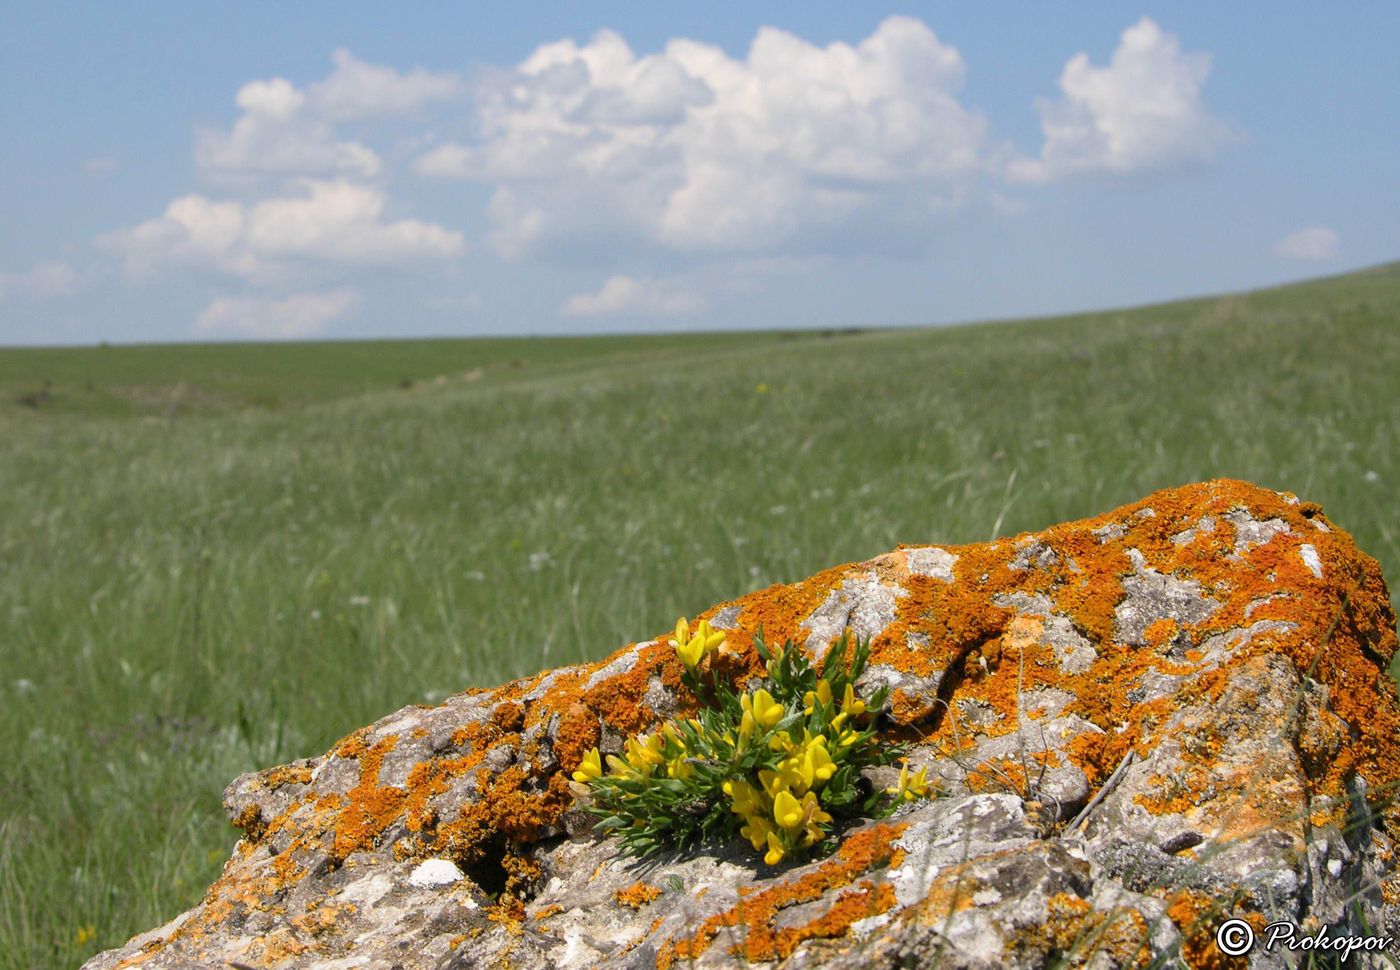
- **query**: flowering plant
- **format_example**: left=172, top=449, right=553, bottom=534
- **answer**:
left=572, top=619, right=932, bottom=865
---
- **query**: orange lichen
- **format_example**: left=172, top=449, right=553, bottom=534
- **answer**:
left=614, top=882, right=663, bottom=909
left=892, top=483, right=1397, bottom=836
left=492, top=701, right=526, bottom=733
left=907, top=855, right=999, bottom=922
left=1144, top=618, right=1178, bottom=650
left=255, top=928, right=308, bottom=962
left=486, top=896, right=526, bottom=930
left=781, top=880, right=895, bottom=952
left=230, top=803, right=266, bottom=843
left=966, top=757, right=1034, bottom=796
left=260, top=763, right=313, bottom=789
left=1017, top=891, right=1110, bottom=961
left=269, top=849, right=304, bottom=884
left=501, top=850, right=544, bottom=897
left=551, top=702, right=601, bottom=774
left=331, top=734, right=407, bottom=861
left=1165, top=890, right=1254, bottom=970
left=728, top=570, right=846, bottom=661
left=290, top=901, right=350, bottom=937
left=1016, top=892, right=1154, bottom=969
left=578, top=639, right=695, bottom=737
left=657, top=822, right=906, bottom=967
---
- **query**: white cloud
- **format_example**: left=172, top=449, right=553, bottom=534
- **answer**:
left=196, top=51, right=460, bottom=180
left=0, top=260, right=80, bottom=301
left=98, top=179, right=464, bottom=280
left=418, top=17, right=986, bottom=257
left=1008, top=18, right=1233, bottom=183
left=197, top=77, right=382, bottom=180
left=243, top=180, right=464, bottom=262
left=309, top=49, right=462, bottom=122
left=84, top=156, right=119, bottom=176
left=1273, top=226, right=1339, bottom=262
left=99, top=194, right=256, bottom=277
left=194, top=288, right=358, bottom=339
left=561, top=274, right=703, bottom=318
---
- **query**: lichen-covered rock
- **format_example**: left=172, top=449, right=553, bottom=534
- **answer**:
left=84, top=480, right=1400, bottom=970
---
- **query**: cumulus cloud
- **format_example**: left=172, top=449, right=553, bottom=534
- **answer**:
left=1008, top=18, right=1233, bottom=183
left=561, top=274, right=703, bottom=318
left=309, top=49, right=462, bottom=121
left=1273, top=226, right=1339, bottom=262
left=197, top=50, right=460, bottom=179
left=242, top=180, right=464, bottom=262
left=197, top=77, right=382, bottom=180
left=417, top=17, right=987, bottom=257
left=194, top=288, right=359, bottom=339
left=98, top=179, right=464, bottom=280
left=0, top=260, right=80, bottom=301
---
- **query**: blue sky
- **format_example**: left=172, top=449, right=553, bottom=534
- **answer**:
left=2, top=3, right=1397, bottom=345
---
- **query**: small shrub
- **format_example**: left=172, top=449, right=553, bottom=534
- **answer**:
left=572, top=619, right=932, bottom=865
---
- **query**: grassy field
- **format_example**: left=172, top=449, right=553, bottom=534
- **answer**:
left=2, top=261, right=1398, bottom=967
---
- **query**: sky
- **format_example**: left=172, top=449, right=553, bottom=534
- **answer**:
left=1, top=4, right=1397, bottom=345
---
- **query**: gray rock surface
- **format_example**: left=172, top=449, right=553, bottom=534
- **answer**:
left=84, top=481, right=1400, bottom=969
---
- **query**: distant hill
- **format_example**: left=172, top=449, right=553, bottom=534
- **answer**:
left=3, top=259, right=1396, bottom=419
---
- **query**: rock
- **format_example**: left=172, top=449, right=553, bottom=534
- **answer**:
left=84, top=480, right=1400, bottom=970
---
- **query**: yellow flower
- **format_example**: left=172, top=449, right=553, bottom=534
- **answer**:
left=671, top=617, right=726, bottom=669
left=796, top=792, right=833, bottom=847
left=758, top=768, right=788, bottom=801
left=768, top=732, right=834, bottom=795
left=571, top=747, right=603, bottom=783
left=841, top=682, right=867, bottom=717
left=804, top=740, right=836, bottom=786
left=625, top=733, right=665, bottom=772
left=737, top=710, right=754, bottom=750
left=741, top=813, right=776, bottom=852
left=773, top=758, right=806, bottom=795
left=886, top=763, right=932, bottom=802
left=773, top=790, right=804, bottom=833
left=803, top=680, right=833, bottom=715
left=764, top=830, right=786, bottom=866
left=75, top=925, right=96, bottom=947
left=907, top=765, right=931, bottom=798
left=674, top=633, right=705, bottom=668
left=724, top=778, right=765, bottom=819
left=742, top=688, right=785, bottom=730
left=606, top=754, right=640, bottom=778
left=661, top=722, right=687, bottom=750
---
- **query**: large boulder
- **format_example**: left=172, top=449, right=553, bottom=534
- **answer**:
left=86, top=480, right=1400, bottom=969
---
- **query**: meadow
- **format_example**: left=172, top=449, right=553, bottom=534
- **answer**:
left=2, top=261, right=1398, bottom=968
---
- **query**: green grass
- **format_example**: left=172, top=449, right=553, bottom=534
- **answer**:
left=3, top=261, right=1398, bottom=968
left=0, top=331, right=781, bottom=416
